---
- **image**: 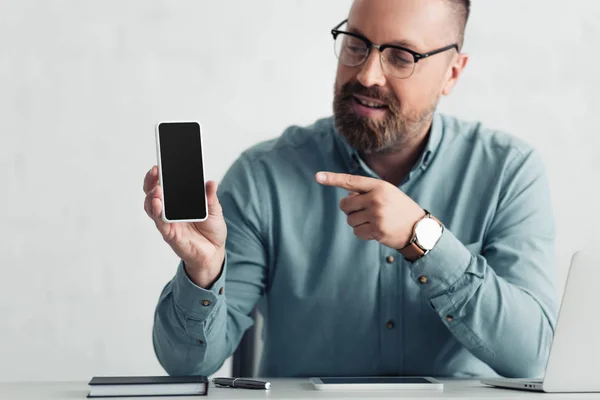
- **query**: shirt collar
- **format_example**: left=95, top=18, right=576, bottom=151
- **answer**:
left=419, top=111, right=443, bottom=171
left=332, top=112, right=444, bottom=175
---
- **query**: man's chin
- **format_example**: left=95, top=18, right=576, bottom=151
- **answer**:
left=336, top=125, right=390, bottom=154
left=334, top=103, right=396, bottom=153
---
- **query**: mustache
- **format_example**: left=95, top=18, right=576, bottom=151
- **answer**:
left=338, top=81, right=399, bottom=109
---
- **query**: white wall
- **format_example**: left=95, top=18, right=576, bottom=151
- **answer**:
left=1, top=0, right=598, bottom=383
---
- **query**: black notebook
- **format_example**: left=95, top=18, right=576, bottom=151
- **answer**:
left=87, top=375, right=208, bottom=398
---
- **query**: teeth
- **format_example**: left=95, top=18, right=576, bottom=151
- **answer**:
left=357, top=98, right=386, bottom=108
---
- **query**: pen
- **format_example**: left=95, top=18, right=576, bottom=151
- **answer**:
left=213, top=377, right=271, bottom=390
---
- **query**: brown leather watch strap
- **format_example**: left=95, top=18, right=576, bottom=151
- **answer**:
left=399, top=241, right=426, bottom=261
left=398, top=210, right=442, bottom=262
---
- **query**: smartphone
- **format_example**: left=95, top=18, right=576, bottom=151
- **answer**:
left=155, top=121, right=208, bottom=223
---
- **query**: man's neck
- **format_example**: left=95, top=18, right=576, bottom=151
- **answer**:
left=360, top=122, right=432, bottom=187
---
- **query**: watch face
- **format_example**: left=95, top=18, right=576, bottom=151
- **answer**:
left=415, top=217, right=443, bottom=250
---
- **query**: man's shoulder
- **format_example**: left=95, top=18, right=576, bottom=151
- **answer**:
left=440, top=113, right=534, bottom=159
left=240, top=116, right=334, bottom=165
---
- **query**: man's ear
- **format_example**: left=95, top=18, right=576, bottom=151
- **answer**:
left=442, top=53, right=469, bottom=96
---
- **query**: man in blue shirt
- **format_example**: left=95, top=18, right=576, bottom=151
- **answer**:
left=144, top=0, right=557, bottom=378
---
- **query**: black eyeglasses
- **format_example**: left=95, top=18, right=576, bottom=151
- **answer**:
left=331, top=19, right=459, bottom=79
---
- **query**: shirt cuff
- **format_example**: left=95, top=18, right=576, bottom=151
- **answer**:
left=407, top=228, right=473, bottom=298
left=172, top=254, right=227, bottom=321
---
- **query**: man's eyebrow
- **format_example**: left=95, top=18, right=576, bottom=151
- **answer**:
left=347, top=26, right=419, bottom=50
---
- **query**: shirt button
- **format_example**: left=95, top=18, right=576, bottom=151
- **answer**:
left=386, top=255, right=395, bottom=264
left=200, top=299, right=211, bottom=306
left=446, top=315, right=454, bottom=322
left=385, top=320, right=395, bottom=329
left=219, top=287, right=224, bottom=295
left=418, top=275, right=428, bottom=285
left=196, top=339, right=204, bottom=345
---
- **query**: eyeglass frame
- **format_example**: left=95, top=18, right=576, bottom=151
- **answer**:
left=331, top=19, right=459, bottom=78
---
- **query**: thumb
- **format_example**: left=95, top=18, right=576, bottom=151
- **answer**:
left=206, top=180, right=223, bottom=216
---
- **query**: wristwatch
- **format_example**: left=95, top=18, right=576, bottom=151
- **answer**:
left=398, top=210, right=443, bottom=262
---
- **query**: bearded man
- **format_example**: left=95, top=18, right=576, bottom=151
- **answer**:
left=146, top=0, right=557, bottom=379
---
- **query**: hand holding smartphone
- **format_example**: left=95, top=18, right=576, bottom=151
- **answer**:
left=155, top=121, right=208, bottom=222
left=142, top=121, right=227, bottom=288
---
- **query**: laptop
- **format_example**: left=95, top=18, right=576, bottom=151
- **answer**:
left=481, top=251, right=600, bottom=393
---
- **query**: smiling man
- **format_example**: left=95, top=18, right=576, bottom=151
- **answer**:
left=148, top=0, right=557, bottom=378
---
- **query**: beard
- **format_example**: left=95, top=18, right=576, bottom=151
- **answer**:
left=333, top=80, right=436, bottom=154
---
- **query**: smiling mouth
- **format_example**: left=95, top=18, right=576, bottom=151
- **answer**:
left=353, top=95, right=388, bottom=109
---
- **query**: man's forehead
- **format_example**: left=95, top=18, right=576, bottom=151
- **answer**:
left=347, top=0, right=455, bottom=50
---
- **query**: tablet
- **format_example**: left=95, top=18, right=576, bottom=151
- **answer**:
left=309, top=376, right=443, bottom=390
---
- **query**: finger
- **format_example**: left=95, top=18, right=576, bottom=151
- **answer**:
left=205, top=180, right=223, bottom=217
left=316, top=171, right=378, bottom=193
left=144, top=193, right=153, bottom=218
left=149, top=186, right=170, bottom=234
left=152, top=197, right=169, bottom=233
left=145, top=185, right=162, bottom=217
left=144, top=187, right=157, bottom=216
left=340, top=192, right=371, bottom=215
left=143, top=165, right=159, bottom=194
left=347, top=210, right=370, bottom=228
left=144, top=185, right=162, bottom=218
left=353, top=223, right=375, bottom=241
left=150, top=186, right=163, bottom=218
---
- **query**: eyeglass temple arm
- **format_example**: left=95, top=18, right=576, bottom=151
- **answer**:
left=332, top=18, right=348, bottom=32
left=418, top=44, right=460, bottom=60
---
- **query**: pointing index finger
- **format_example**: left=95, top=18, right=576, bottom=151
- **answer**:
left=316, top=171, right=377, bottom=193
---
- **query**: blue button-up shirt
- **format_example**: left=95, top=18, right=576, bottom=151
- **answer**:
left=153, top=113, right=557, bottom=378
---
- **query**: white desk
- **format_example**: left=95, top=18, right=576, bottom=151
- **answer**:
left=0, top=379, right=597, bottom=399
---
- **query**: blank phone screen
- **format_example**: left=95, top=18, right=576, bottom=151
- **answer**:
left=157, top=122, right=207, bottom=221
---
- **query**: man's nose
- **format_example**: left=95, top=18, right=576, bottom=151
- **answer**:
left=356, top=50, right=386, bottom=87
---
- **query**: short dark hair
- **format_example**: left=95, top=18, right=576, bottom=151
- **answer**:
left=446, top=0, right=471, bottom=49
